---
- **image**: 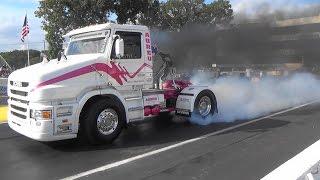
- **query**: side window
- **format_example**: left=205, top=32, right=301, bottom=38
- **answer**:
left=112, top=31, right=142, bottom=59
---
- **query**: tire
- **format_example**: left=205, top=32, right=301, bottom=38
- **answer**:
left=193, top=91, right=216, bottom=118
left=80, top=98, right=125, bottom=144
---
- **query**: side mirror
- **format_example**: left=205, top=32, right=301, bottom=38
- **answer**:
left=57, top=49, right=67, bottom=61
left=115, top=38, right=124, bottom=58
left=40, top=52, right=49, bottom=63
left=57, top=50, right=62, bottom=61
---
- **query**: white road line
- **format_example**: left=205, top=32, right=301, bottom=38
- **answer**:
left=61, top=101, right=318, bottom=180
left=261, top=137, right=320, bottom=180
left=0, top=122, right=7, bottom=125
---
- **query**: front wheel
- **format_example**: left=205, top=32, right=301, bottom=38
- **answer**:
left=80, top=99, right=125, bottom=144
left=96, top=108, right=119, bottom=136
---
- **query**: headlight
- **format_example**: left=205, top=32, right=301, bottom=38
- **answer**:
left=56, top=106, right=73, bottom=117
left=30, top=110, right=52, bottom=120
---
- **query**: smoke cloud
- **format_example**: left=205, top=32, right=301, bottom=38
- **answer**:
left=151, top=2, right=320, bottom=125
left=151, top=2, right=320, bottom=70
left=151, top=25, right=218, bottom=71
left=233, top=1, right=320, bottom=23
left=189, top=73, right=320, bottom=125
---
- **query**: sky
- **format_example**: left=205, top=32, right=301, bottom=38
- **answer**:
left=0, top=0, right=319, bottom=52
left=0, top=0, right=43, bottom=52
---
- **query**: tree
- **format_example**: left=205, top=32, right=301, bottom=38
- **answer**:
left=136, top=0, right=161, bottom=27
left=201, top=0, right=233, bottom=25
left=159, top=0, right=204, bottom=30
left=114, top=0, right=153, bottom=24
left=152, top=0, right=233, bottom=31
left=0, top=50, right=41, bottom=69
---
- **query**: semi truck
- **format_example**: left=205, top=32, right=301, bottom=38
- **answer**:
left=7, top=23, right=218, bottom=144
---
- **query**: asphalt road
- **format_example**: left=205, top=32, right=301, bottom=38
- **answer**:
left=1, top=103, right=320, bottom=180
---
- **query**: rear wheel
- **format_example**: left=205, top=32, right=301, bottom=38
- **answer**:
left=80, top=98, right=125, bottom=144
left=193, top=91, right=216, bottom=118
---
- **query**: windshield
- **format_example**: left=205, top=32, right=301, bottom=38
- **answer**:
left=66, top=37, right=107, bottom=55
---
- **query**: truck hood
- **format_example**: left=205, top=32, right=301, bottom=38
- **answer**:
left=8, top=54, right=104, bottom=89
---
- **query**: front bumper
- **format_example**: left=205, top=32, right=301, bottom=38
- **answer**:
left=175, top=94, right=194, bottom=117
left=175, top=108, right=191, bottom=117
left=8, top=116, right=76, bottom=141
left=8, top=101, right=77, bottom=142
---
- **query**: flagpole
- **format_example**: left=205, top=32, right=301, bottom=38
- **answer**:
left=24, top=10, right=30, bottom=66
left=26, top=10, right=30, bottom=66
left=27, top=34, right=30, bottom=66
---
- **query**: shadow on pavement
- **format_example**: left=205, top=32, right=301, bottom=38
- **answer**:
left=223, top=118, right=290, bottom=134
left=45, top=115, right=290, bottom=152
left=45, top=115, right=236, bottom=152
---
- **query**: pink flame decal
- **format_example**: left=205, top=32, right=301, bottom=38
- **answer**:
left=32, top=61, right=152, bottom=91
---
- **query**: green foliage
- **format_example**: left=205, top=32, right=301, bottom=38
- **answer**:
left=159, top=0, right=205, bottom=30
left=154, top=0, right=233, bottom=31
left=202, top=0, right=233, bottom=25
left=0, top=50, right=41, bottom=69
left=114, top=0, right=153, bottom=24
left=135, top=0, right=161, bottom=27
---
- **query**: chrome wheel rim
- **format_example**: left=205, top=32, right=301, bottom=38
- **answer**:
left=97, top=108, right=119, bottom=135
left=198, top=96, right=212, bottom=117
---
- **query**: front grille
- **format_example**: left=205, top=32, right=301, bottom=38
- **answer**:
left=11, top=97, right=29, bottom=105
left=9, top=80, right=30, bottom=120
left=11, top=104, right=27, bottom=112
left=11, top=111, right=27, bottom=119
left=11, top=90, right=28, bottom=96
left=10, top=81, right=29, bottom=87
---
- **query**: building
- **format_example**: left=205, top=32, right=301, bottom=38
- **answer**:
left=215, top=15, right=320, bottom=67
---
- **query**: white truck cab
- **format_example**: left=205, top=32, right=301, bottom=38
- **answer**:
left=8, top=23, right=217, bottom=143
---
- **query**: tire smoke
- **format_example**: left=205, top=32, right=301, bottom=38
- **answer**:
left=189, top=73, right=320, bottom=125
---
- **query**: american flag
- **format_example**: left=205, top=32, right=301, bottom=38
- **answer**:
left=21, top=14, right=29, bottom=42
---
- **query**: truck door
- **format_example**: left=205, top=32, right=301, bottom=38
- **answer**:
left=110, top=30, right=152, bottom=88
